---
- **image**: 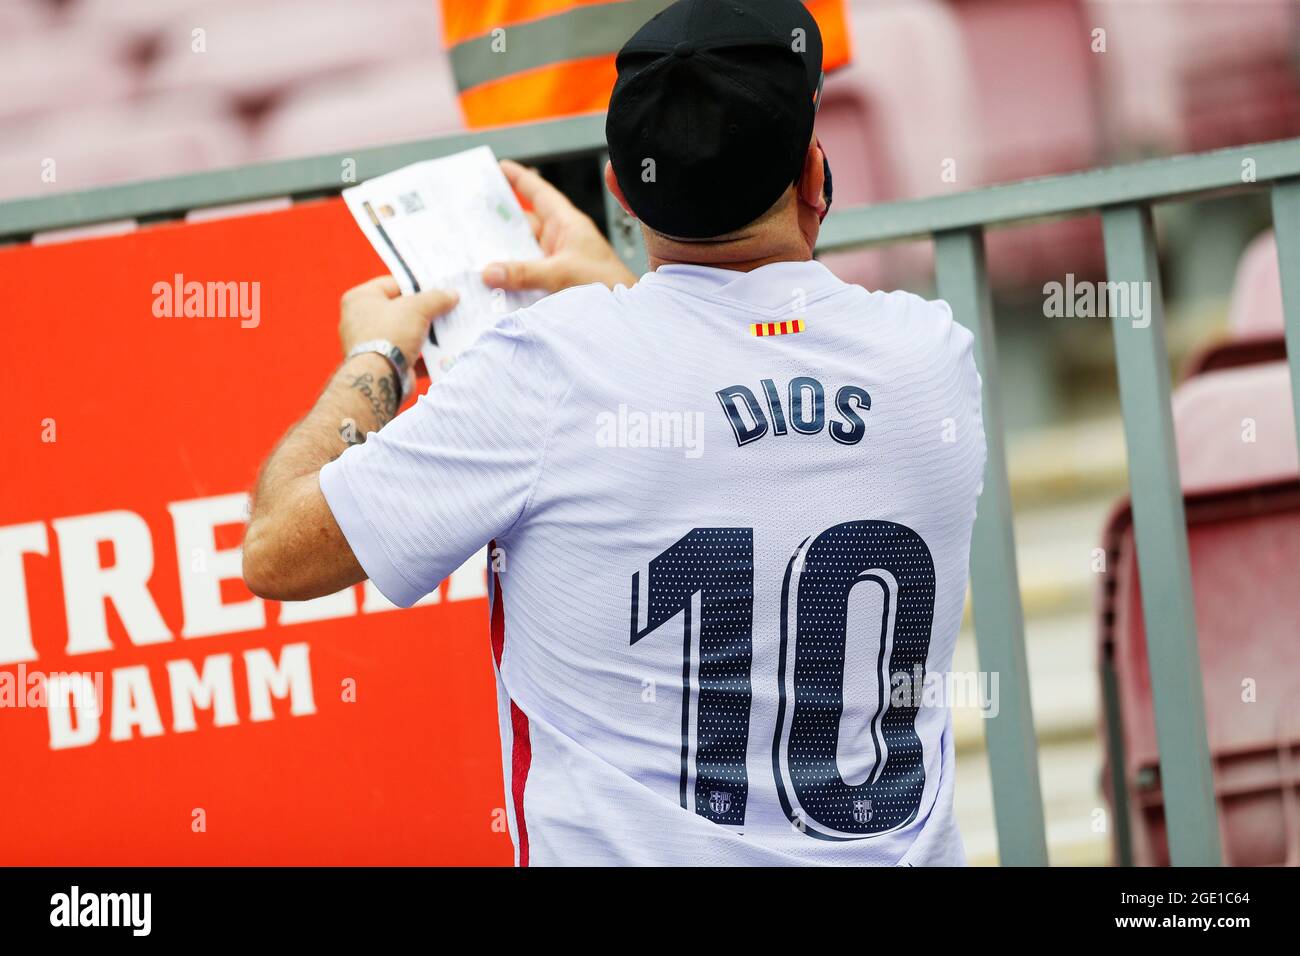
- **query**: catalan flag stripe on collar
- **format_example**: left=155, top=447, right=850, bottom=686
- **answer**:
left=751, top=319, right=805, bottom=337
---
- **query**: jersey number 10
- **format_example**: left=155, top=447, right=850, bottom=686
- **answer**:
left=630, top=520, right=936, bottom=841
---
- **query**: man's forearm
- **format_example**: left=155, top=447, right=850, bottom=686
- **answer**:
left=242, top=354, right=400, bottom=599
left=242, top=275, right=455, bottom=601
left=253, top=354, right=398, bottom=509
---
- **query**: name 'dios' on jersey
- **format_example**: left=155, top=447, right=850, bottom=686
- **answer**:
left=715, top=376, right=871, bottom=447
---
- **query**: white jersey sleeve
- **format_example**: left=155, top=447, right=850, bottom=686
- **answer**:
left=319, top=311, right=553, bottom=607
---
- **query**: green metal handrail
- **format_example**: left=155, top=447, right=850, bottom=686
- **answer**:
left=6, top=117, right=1299, bottom=867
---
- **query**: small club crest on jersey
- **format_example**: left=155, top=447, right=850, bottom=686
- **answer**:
left=750, top=319, right=805, bottom=337
left=709, top=790, right=732, bottom=815
left=853, top=799, right=873, bottom=824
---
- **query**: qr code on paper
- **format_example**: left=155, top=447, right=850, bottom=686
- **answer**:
left=398, top=190, right=425, bottom=214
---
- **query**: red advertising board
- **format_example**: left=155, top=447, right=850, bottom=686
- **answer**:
left=0, top=199, right=513, bottom=865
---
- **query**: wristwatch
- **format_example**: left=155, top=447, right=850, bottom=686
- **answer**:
left=346, top=339, right=414, bottom=404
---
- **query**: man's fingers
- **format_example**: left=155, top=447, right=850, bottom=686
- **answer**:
left=482, top=259, right=559, bottom=293
left=406, top=288, right=460, bottom=320
left=342, top=275, right=402, bottom=307
left=365, top=275, right=402, bottom=298
left=500, top=159, right=575, bottom=221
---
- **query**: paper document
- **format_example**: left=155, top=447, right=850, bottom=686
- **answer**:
left=342, top=146, right=544, bottom=381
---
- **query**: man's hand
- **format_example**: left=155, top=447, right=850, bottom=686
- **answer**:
left=339, top=275, right=460, bottom=368
left=482, top=159, right=639, bottom=295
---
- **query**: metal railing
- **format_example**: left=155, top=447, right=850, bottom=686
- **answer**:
left=5, top=116, right=1299, bottom=866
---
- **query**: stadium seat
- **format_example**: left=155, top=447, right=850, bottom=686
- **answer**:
left=1098, top=356, right=1300, bottom=866
left=1087, top=0, right=1300, bottom=154
left=1169, top=0, right=1300, bottom=152
left=1179, top=228, right=1288, bottom=382
left=952, top=0, right=1100, bottom=183
left=0, top=26, right=137, bottom=126
left=831, top=0, right=985, bottom=201
left=259, top=57, right=463, bottom=161
left=146, top=0, right=445, bottom=104
left=0, top=0, right=49, bottom=39
left=0, top=96, right=248, bottom=201
left=75, top=0, right=229, bottom=41
left=1174, top=361, right=1299, bottom=493
left=949, top=0, right=1105, bottom=288
left=817, top=0, right=981, bottom=289
left=1182, top=332, right=1288, bottom=380
left=1228, top=231, right=1285, bottom=339
left=31, top=220, right=138, bottom=246
left=1101, top=482, right=1300, bottom=867
left=983, top=216, right=1106, bottom=292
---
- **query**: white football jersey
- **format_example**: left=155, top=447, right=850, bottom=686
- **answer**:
left=321, top=260, right=985, bottom=866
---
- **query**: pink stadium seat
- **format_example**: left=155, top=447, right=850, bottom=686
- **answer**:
left=1182, top=230, right=1287, bottom=382
left=826, top=0, right=983, bottom=201
left=0, top=96, right=248, bottom=201
left=0, top=26, right=137, bottom=125
left=1182, top=332, right=1287, bottom=380
left=1101, top=482, right=1300, bottom=866
left=75, top=0, right=226, bottom=41
left=258, top=57, right=463, bottom=162
left=953, top=0, right=1100, bottom=182
left=1228, top=232, right=1285, bottom=339
left=146, top=0, right=444, bottom=103
left=983, top=215, right=1106, bottom=291
left=817, top=0, right=981, bottom=289
left=1087, top=0, right=1300, bottom=154
left=1098, top=353, right=1300, bottom=866
left=950, top=0, right=1105, bottom=288
left=0, top=0, right=50, bottom=38
left=1174, top=362, right=1299, bottom=494
left=31, top=220, right=138, bottom=246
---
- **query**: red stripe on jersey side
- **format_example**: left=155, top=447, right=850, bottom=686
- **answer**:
left=508, top=700, right=532, bottom=867
left=489, top=551, right=531, bottom=867
left=489, top=557, right=505, bottom=668
left=779, top=321, right=788, bottom=335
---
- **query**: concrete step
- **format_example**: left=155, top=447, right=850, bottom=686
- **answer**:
left=1007, top=416, right=1127, bottom=507
left=956, top=735, right=1111, bottom=866
left=951, top=610, right=1101, bottom=752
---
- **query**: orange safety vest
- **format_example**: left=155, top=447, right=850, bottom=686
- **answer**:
left=442, top=0, right=852, bottom=128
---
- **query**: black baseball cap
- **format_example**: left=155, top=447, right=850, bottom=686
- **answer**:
left=605, top=0, right=824, bottom=240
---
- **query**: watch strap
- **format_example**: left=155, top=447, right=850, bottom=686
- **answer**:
left=346, top=339, right=413, bottom=404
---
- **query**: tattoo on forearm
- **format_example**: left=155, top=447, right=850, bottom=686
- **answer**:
left=340, top=371, right=399, bottom=444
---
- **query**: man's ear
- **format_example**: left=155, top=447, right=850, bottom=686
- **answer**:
left=797, top=142, right=827, bottom=215
left=604, top=161, right=636, bottom=218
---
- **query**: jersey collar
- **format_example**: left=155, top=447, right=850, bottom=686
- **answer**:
left=644, top=260, right=846, bottom=311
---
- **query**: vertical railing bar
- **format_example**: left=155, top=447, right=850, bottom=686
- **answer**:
left=1268, top=178, right=1300, bottom=465
left=1100, top=644, right=1134, bottom=865
left=934, top=227, right=1049, bottom=866
left=597, top=151, right=649, bottom=277
left=1100, top=203, right=1222, bottom=866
